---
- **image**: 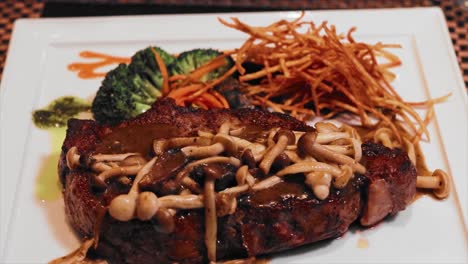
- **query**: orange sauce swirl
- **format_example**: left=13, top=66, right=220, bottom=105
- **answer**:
left=68, top=51, right=130, bottom=79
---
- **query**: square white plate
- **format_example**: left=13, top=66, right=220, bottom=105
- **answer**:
left=1, top=7, right=467, bottom=263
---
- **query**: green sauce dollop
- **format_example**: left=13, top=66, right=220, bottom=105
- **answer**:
left=32, top=96, right=91, bottom=128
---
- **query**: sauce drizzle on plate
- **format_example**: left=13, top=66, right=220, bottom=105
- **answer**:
left=68, top=51, right=130, bottom=79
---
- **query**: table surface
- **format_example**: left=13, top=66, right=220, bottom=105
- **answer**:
left=0, top=0, right=466, bottom=89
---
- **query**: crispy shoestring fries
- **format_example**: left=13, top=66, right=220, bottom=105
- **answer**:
left=218, top=12, right=448, bottom=143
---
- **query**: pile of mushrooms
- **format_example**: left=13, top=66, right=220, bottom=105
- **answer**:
left=66, top=121, right=369, bottom=263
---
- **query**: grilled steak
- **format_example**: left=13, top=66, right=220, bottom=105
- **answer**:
left=59, top=98, right=416, bottom=263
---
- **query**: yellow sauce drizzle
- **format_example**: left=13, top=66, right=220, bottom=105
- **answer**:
left=36, top=128, right=67, bottom=201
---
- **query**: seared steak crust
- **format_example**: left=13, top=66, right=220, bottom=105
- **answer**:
left=93, top=178, right=365, bottom=264
left=59, top=98, right=416, bottom=263
left=359, top=142, right=417, bottom=226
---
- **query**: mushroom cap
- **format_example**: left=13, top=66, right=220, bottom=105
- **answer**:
left=153, top=139, right=169, bottom=155
left=273, top=129, right=296, bottom=145
left=241, top=149, right=256, bottom=169
left=203, top=164, right=225, bottom=180
left=212, top=133, right=238, bottom=155
left=272, top=153, right=292, bottom=170
left=109, top=194, right=136, bottom=221
left=313, top=185, right=330, bottom=200
left=297, top=132, right=318, bottom=157
left=136, top=191, right=160, bottom=221
left=433, top=169, right=450, bottom=199
left=66, top=146, right=80, bottom=170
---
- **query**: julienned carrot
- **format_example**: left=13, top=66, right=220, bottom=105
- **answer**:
left=197, top=92, right=224, bottom=108
left=211, top=90, right=229, bottom=108
left=167, top=84, right=204, bottom=99
left=192, top=99, right=209, bottom=109
left=151, top=48, right=170, bottom=95
left=185, top=55, right=228, bottom=82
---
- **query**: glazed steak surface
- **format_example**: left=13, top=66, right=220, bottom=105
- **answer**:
left=59, top=98, right=416, bottom=263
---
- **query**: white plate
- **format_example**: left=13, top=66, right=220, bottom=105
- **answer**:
left=0, top=7, right=467, bottom=264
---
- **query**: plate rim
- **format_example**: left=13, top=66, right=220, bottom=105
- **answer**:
left=1, top=7, right=467, bottom=262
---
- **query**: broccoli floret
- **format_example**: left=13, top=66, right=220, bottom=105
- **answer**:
left=129, top=46, right=175, bottom=90
left=33, top=96, right=91, bottom=129
left=169, top=49, right=234, bottom=82
left=92, top=63, right=158, bottom=125
left=91, top=47, right=234, bottom=125
left=91, top=46, right=175, bottom=125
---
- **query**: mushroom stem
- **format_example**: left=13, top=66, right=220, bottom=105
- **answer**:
left=284, top=150, right=316, bottom=163
left=416, top=169, right=450, bottom=199
left=321, top=145, right=354, bottom=155
left=259, top=130, right=295, bottom=174
left=252, top=176, right=283, bottom=191
left=350, top=138, right=362, bottom=162
left=308, top=143, right=366, bottom=174
left=259, top=135, right=289, bottom=174
left=130, top=157, right=157, bottom=193
left=198, top=130, right=214, bottom=138
left=91, top=152, right=139, bottom=162
left=276, top=161, right=343, bottom=177
left=185, top=156, right=241, bottom=169
left=220, top=184, right=250, bottom=195
left=182, top=143, right=225, bottom=158
left=316, top=132, right=350, bottom=144
left=159, top=194, right=204, bottom=209
left=91, top=162, right=112, bottom=172
left=230, top=136, right=253, bottom=148
left=416, top=177, right=441, bottom=189
left=95, top=164, right=143, bottom=187
left=181, top=177, right=202, bottom=194
left=235, top=165, right=256, bottom=186
left=204, top=178, right=217, bottom=262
